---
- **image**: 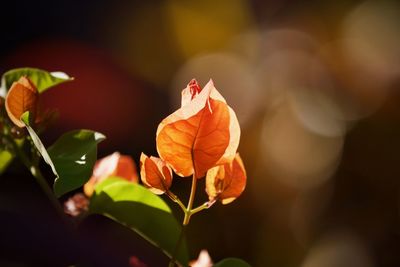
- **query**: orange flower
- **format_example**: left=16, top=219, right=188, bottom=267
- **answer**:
left=0, top=96, right=4, bottom=129
left=140, top=153, right=173, bottom=195
left=63, top=193, right=89, bottom=217
left=129, top=256, right=147, bottom=267
left=84, top=152, right=138, bottom=196
left=206, top=153, right=246, bottom=205
left=5, top=76, right=38, bottom=127
left=156, top=79, right=240, bottom=178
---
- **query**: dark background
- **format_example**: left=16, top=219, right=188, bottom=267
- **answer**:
left=1, top=0, right=400, bottom=266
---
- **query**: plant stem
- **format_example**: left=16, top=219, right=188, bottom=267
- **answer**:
left=169, top=174, right=198, bottom=266
left=30, top=164, right=65, bottom=218
left=168, top=225, right=187, bottom=267
left=183, top=174, right=197, bottom=226
left=190, top=199, right=216, bottom=216
left=166, top=190, right=187, bottom=213
left=8, top=135, right=65, bottom=219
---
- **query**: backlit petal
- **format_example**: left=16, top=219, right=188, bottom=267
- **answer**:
left=5, top=76, right=38, bottom=127
left=157, top=80, right=240, bottom=178
left=140, top=153, right=173, bottom=194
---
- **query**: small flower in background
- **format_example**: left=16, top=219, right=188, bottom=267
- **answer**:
left=5, top=76, right=38, bottom=127
left=84, top=152, right=138, bottom=196
left=0, top=96, right=4, bottom=131
left=129, top=256, right=147, bottom=267
left=2, top=75, right=58, bottom=136
left=63, top=193, right=89, bottom=217
left=190, top=250, right=213, bottom=267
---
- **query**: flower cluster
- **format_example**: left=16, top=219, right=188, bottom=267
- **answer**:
left=141, top=79, right=246, bottom=205
left=0, top=69, right=250, bottom=267
left=1, top=76, right=57, bottom=139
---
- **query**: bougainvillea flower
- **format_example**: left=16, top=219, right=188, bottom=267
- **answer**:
left=5, top=76, right=38, bottom=127
left=0, top=96, right=4, bottom=130
left=63, top=193, right=89, bottom=217
left=190, top=250, right=213, bottom=267
left=156, top=79, right=240, bottom=178
left=140, top=153, right=173, bottom=195
left=206, top=153, right=246, bottom=205
left=129, top=256, right=147, bottom=267
left=84, top=152, right=138, bottom=196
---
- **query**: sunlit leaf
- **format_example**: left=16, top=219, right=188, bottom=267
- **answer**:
left=206, top=153, right=246, bottom=205
left=84, top=152, right=138, bottom=197
left=213, top=258, right=252, bottom=267
left=21, top=111, right=56, bottom=174
left=21, top=113, right=105, bottom=197
left=140, top=153, right=173, bottom=195
left=156, top=79, right=240, bottom=178
left=1, top=67, right=73, bottom=95
left=89, top=177, right=189, bottom=266
left=48, top=130, right=106, bottom=197
left=5, top=77, right=38, bottom=127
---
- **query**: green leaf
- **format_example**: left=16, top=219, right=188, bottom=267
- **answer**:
left=21, top=112, right=105, bottom=197
left=21, top=112, right=56, bottom=174
left=214, top=258, right=252, bottom=267
left=0, top=138, right=25, bottom=175
left=1, top=67, right=73, bottom=95
left=47, top=130, right=105, bottom=197
left=89, top=177, right=189, bottom=266
left=0, top=149, right=13, bottom=174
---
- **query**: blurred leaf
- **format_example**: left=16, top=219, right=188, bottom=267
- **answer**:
left=0, top=149, right=13, bottom=174
left=48, top=130, right=105, bottom=197
left=22, top=112, right=105, bottom=197
left=89, top=177, right=189, bottom=266
left=214, top=258, right=252, bottom=267
left=0, top=138, right=25, bottom=175
left=1, top=67, right=73, bottom=95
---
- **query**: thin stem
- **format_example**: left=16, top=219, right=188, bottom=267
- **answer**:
left=30, top=164, right=65, bottom=218
left=166, top=190, right=187, bottom=213
left=190, top=203, right=207, bottom=215
left=8, top=135, right=65, bottom=218
left=183, top=174, right=197, bottom=226
left=168, top=174, right=198, bottom=266
left=6, top=135, right=30, bottom=168
left=191, top=199, right=216, bottom=216
left=168, top=225, right=186, bottom=267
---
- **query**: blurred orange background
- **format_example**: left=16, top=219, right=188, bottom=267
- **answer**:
left=1, top=0, right=400, bottom=266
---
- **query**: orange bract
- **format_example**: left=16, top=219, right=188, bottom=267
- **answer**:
left=5, top=76, right=38, bottom=127
left=84, top=152, right=138, bottom=196
left=156, top=79, right=240, bottom=178
left=140, top=153, right=173, bottom=195
left=206, top=153, right=246, bottom=205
